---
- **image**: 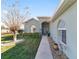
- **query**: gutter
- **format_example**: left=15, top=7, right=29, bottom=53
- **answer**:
left=50, top=0, right=76, bottom=22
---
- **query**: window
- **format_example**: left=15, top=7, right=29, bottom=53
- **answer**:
left=62, top=30, right=66, bottom=44
left=58, top=20, right=67, bottom=44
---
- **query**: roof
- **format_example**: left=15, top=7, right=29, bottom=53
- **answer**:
left=24, top=16, right=51, bottom=23
left=51, top=0, right=76, bottom=22
left=24, top=17, right=39, bottom=23
left=37, top=16, right=51, bottom=20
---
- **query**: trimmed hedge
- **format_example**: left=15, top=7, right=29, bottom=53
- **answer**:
left=1, top=34, right=13, bottom=41
left=1, top=33, right=41, bottom=41
left=18, top=29, right=24, bottom=34
left=17, top=32, right=40, bottom=39
left=23, top=32, right=40, bottom=38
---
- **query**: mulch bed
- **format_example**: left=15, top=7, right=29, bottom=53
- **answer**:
left=48, top=37, right=68, bottom=59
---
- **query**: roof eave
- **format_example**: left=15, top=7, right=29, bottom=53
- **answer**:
left=51, top=0, right=76, bottom=22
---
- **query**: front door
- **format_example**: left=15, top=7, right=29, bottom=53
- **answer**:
left=42, top=22, right=49, bottom=35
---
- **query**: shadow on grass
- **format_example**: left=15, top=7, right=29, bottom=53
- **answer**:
left=2, top=34, right=41, bottom=59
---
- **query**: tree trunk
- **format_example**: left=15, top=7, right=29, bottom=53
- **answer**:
left=13, top=31, right=17, bottom=42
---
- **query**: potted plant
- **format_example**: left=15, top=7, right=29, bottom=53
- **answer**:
left=48, top=32, right=50, bottom=37
left=53, top=43, right=59, bottom=51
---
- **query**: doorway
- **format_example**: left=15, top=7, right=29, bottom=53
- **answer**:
left=41, top=22, right=49, bottom=35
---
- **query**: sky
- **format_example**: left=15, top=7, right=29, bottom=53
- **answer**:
left=1, top=0, right=60, bottom=17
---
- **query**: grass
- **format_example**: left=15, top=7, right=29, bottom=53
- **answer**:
left=1, top=44, right=15, bottom=53
left=1, top=33, right=41, bottom=59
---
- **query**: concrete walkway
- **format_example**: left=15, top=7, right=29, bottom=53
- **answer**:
left=35, top=36, right=53, bottom=59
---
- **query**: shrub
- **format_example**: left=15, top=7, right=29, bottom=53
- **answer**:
left=48, top=32, right=50, bottom=37
left=1, top=34, right=13, bottom=41
left=18, top=29, right=24, bottom=34
left=23, top=32, right=40, bottom=38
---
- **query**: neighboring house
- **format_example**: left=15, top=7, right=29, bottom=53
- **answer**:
left=20, top=24, right=24, bottom=30
left=24, top=18, right=41, bottom=33
left=50, top=0, right=77, bottom=59
left=1, top=22, right=24, bottom=34
left=1, top=22, right=10, bottom=34
left=24, top=17, right=50, bottom=34
left=1, top=26, right=10, bottom=34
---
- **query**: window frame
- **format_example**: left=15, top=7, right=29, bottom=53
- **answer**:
left=62, top=30, right=66, bottom=44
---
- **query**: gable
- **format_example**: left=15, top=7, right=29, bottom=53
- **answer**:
left=24, top=18, right=39, bottom=24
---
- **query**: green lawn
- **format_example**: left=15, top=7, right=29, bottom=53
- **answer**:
left=1, top=33, right=41, bottom=59
left=1, top=44, right=15, bottom=53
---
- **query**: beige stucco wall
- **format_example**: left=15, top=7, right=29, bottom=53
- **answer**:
left=24, top=19, right=41, bottom=33
left=50, top=2, right=77, bottom=59
left=39, top=18, right=50, bottom=23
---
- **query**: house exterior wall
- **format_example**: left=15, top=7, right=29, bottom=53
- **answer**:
left=39, top=18, right=50, bottom=23
left=24, top=17, right=50, bottom=33
left=1, top=29, right=10, bottom=34
left=50, top=2, right=77, bottom=59
left=24, top=19, right=41, bottom=33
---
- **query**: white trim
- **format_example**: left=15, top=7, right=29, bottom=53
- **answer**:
left=58, top=28, right=67, bottom=30
left=54, top=0, right=64, bottom=15
left=51, top=0, right=64, bottom=21
left=33, top=17, right=39, bottom=21
left=51, top=0, right=76, bottom=22
left=59, top=40, right=67, bottom=46
left=59, top=40, right=67, bottom=52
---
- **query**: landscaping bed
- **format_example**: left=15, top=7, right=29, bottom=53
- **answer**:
left=48, top=37, right=68, bottom=59
left=1, top=33, right=41, bottom=59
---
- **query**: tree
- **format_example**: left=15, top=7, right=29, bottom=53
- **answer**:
left=2, top=0, right=30, bottom=41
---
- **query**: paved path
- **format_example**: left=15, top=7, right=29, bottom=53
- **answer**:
left=35, top=36, right=53, bottom=59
